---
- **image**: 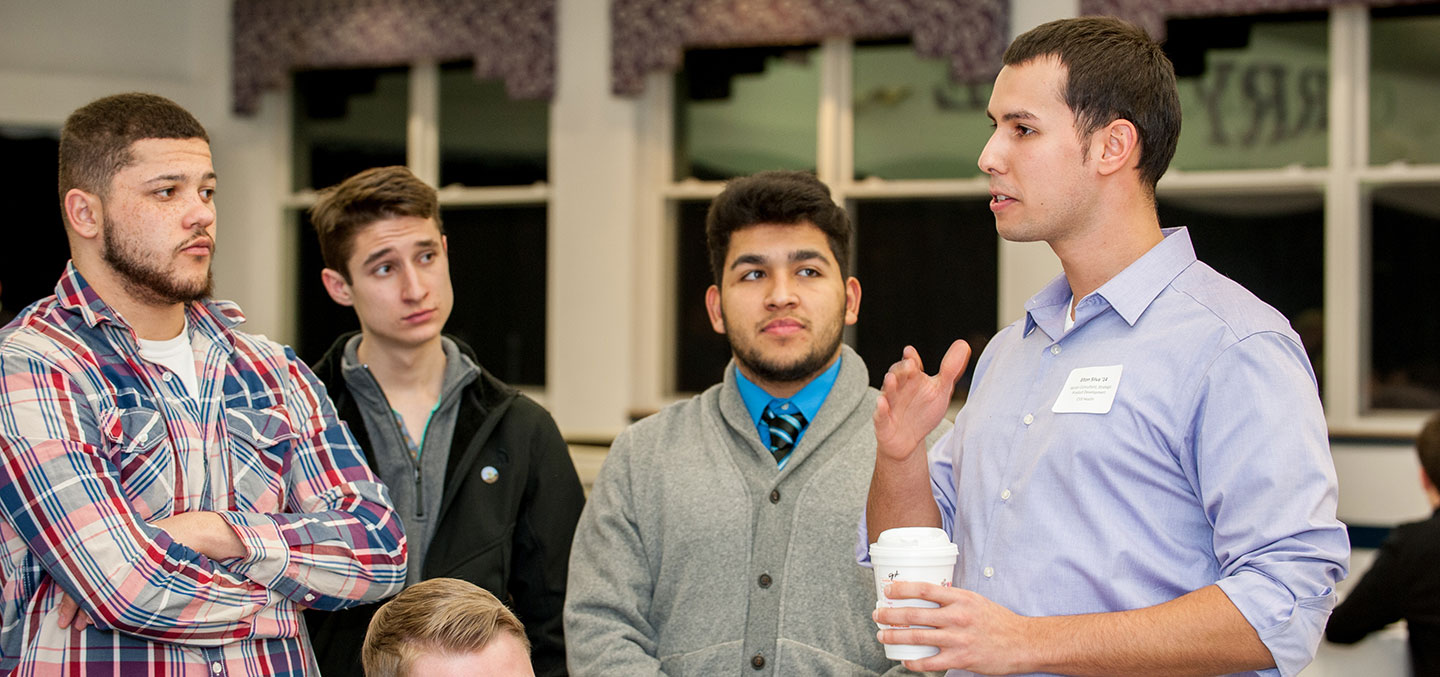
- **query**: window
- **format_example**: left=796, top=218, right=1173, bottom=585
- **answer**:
left=659, top=39, right=1000, bottom=399
left=288, top=61, right=550, bottom=387
left=0, top=127, right=68, bottom=319
left=644, top=7, right=1440, bottom=435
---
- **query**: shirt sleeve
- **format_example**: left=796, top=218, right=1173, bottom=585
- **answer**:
left=563, top=429, right=667, bottom=676
left=1189, top=332, right=1349, bottom=677
left=215, top=347, right=407, bottom=611
left=0, top=349, right=282, bottom=644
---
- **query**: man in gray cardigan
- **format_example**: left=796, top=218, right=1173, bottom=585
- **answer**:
left=566, top=171, right=941, bottom=675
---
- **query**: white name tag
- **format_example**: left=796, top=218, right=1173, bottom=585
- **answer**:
left=1052, top=365, right=1123, bottom=414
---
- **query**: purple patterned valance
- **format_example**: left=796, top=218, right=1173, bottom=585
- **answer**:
left=1082, top=0, right=1439, bottom=39
left=232, top=0, right=554, bottom=116
left=611, top=0, right=1009, bottom=97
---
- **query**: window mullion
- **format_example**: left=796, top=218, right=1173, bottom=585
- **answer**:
left=408, top=60, right=440, bottom=187
left=1324, top=5, right=1367, bottom=428
left=817, top=38, right=850, bottom=190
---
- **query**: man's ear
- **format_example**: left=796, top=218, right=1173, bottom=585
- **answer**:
left=63, top=188, right=102, bottom=239
left=843, top=277, right=862, bottom=326
left=705, top=284, right=726, bottom=335
left=321, top=268, right=355, bottom=307
left=1094, top=118, right=1140, bottom=178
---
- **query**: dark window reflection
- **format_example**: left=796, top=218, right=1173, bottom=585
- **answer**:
left=1, top=128, right=68, bottom=323
left=675, top=200, right=732, bottom=392
left=438, top=61, right=549, bottom=187
left=1157, top=194, right=1324, bottom=388
left=294, top=206, right=548, bottom=387
left=293, top=67, right=408, bottom=192
left=1369, top=184, right=1440, bottom=410
left=853, top=199, right=997, bottom=396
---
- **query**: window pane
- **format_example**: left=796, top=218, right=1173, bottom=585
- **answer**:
left=442, top=206, right=548, bottom=387
left=1370, top=7, right=1440, bottom=165
left=293, top=67, right=408, bottom=191
left=674, top=200, right=732, bottom=392
left=674, top=46, right=819, bottom=181
left=852, top=199, right=997, bottom=396
left=294, top=209, right=361, bottom=364
left=1166, top=14, right=1328, bottom=171
left=853, top=40, right=991, bottom=180
left=1156, top=193, right=1324, bottom=380
left=292, top=206, right=548, bottom=387
left=1, top=127, right=68, bottom=319
left=439, top=61, right=549, bottom=187
left=1368, top=184, right=1440, bottom=410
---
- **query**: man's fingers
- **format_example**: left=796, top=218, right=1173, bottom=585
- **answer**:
left=56, top=592, right=79, bottom=629
left=75, top=609, right=92, bottom=631
left=938, top=339, right=972, bottom=384
left=885, top=580, right=960, bottom=603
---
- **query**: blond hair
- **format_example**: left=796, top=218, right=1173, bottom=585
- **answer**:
left=362, top=578, right=530, bottom=677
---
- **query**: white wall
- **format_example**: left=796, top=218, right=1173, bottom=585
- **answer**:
left=0, top=0, right=1428, bottom=526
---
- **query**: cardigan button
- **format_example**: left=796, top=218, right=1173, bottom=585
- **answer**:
left=769, top=489, right=780, bottom=504
left=751, top=653, right=766, bottom=669
left=758, top=573, right=772, bottom=588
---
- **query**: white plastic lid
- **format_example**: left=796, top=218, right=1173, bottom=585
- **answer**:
left=868, top=526, right=958, bottom=559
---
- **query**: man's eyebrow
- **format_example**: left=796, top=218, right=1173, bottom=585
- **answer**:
left=790, top=249, right=828, bottom=264
left=144, top=171, right=219, bottom=183
left=362, top=246, right=397, bottom=268
left=987, top=110, right=1039, bottom=123
left=729, top=253, right=767, bottom=270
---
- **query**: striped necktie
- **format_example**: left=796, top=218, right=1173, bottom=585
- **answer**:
left=762, top=404, right=808, bottom=465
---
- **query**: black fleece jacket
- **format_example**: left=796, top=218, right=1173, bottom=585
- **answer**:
left=304, top=332, right=584, bottom=676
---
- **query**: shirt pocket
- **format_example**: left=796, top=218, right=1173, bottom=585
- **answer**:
left=98, top=406, right=174, bottom=518
left=224, top=405, right=299, bottom=513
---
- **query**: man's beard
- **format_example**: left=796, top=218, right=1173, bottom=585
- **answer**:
left=102, top=223, right=213, bottom=306
left=726, top=315, right=844, bottom=384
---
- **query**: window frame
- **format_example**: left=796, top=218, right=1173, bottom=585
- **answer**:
left=636, top=9, right=1440, bottom=436
left=284, top=60, right=552, bottom=398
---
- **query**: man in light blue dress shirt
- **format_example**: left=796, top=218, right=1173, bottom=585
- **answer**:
left=862, top=17, right=1348, bottom=677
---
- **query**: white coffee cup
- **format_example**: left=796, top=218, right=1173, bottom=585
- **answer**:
left=869, top=526, right=959, bottom=661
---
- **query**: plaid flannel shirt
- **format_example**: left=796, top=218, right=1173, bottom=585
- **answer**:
left=0, top=263, right=407, bottom=675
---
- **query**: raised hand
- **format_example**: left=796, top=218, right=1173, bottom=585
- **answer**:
left=874, top=339, right=970, bottom=462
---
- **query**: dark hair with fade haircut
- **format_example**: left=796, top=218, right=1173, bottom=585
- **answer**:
left=1417, top=412, right=1440, bottom=490
left=309, top=166, right=441, bottom=282
left=704, top=170, right=851, bottom=287
left=58, top=92, right=210, bottom=207
left=1004, top=16, right=1181, bottom=194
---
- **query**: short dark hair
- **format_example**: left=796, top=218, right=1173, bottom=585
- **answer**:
left=310, top=166, right=441, bottom=282
left=362, top=578, right=529, bottom=677
left=705, top=170, right=851, bottom=286
left=1004, top=16, right=1181, bottom=193
left=1417, top=412, right=1440, bottom=489
left=59, top=93, right=209, bottom=208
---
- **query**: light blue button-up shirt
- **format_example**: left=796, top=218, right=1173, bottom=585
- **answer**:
left=862, top=228, right=1348, bottom=676
left=735, top=356, right=841, bottom=470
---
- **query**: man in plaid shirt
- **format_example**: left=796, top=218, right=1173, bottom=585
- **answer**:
left=0, top=93, right=407, bottom=675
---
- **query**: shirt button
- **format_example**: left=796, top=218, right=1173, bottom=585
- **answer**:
left=983, top=566, right=994, bottom=578
left=1000, top=489, right=1011, bottom=501
left=751, top=653, right=766, bottom=669
left=212, top=662, right=223, bottom=674
left=1050, top=345, right=1061, bottom=355
left=303, top=593, right=315, bottom=602
left=164, top=372, right=174, bottom=381
left=758, top=573, right=772, bottom=588
left=1022, top=413, right=1034, bottom=425
left=769, top=489, right=780, bottom=504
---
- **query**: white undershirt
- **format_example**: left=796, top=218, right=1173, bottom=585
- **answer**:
left=137, top=322, right=201, bottom=398
left=1064, top=295, right=1076, bottom=332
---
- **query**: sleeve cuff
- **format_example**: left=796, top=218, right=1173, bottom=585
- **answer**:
left=217, top=510, right=292, bottom=590
left=1216, top=572, right=1336, bottom=677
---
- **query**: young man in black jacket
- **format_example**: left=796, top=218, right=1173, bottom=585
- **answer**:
left=304, top=166, right=584, bottom=677
left=1326, top=411, right=1440, bottom=675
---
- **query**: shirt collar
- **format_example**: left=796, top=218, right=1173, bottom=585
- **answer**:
left=1024, top=227, right=1196, bottom=336
left=734, top=354, right=844, bottom=426
left=55, top=260, right=245, bottom=343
